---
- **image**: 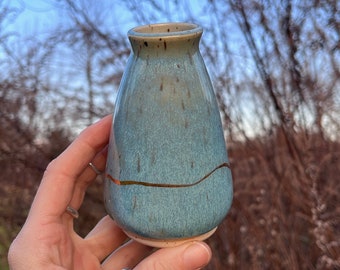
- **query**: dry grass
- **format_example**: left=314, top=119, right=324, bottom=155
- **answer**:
left=205, top=129, right=340, bottom=269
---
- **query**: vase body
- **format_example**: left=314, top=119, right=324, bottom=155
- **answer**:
left=104, top=23, right=233, bottom=247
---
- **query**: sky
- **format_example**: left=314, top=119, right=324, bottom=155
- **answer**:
left=5, top=0, right=205, bottom=39
left=5, top=0, right=57, bottom=36
left=5, top=0, right=133, bottom=39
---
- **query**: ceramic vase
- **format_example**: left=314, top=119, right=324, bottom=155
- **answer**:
left=104, top=22, right=233, bottom=247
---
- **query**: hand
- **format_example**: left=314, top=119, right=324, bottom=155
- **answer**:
left=8, top=115, right=212, bottom=270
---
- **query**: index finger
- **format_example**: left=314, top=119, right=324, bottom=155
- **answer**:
left=30, top=114, right=113, bottom=219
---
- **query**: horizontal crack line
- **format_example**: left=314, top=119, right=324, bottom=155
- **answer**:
left=106, top=162, right=230, bottom=188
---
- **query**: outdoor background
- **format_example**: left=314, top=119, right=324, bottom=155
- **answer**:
left=1, top=0, right=339, bottom=269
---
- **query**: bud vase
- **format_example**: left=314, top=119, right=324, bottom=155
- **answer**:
left=104, top=22, right=233, bottom=248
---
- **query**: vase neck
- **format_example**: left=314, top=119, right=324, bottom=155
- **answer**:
left=128, top=23, right=203, bottom=56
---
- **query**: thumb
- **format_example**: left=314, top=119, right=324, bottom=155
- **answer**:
left=134, top=241, right=212, bottom=270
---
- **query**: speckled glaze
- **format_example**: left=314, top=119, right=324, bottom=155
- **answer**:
left=104, top=23, right=233, bottom=247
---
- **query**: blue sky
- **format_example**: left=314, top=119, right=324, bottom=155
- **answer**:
left=5, top=1, right=109, bottom=38
left=5, top=0, right=202, bottom=38
left=5, top=0, right=57, bottom=37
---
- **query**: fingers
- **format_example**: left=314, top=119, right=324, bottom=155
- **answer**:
left=48, top=114, right=112, bottom=178
left=86, top=217, right=211, bottom=270
left=134, top=242, right=212, bottom=270
left=29, top=115, right=112, bottom=220
left=102, top=240, right=153, bottom=270
left=86, top=216, right=153, bottom=269
left=68, top=146, right=108, bottom=210
left=85, top=216, right=128, bottom=261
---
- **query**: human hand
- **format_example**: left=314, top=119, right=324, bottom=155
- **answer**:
left=8, top=115, right=212, bottom=269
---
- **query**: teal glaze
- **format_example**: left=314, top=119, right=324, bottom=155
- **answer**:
left=104, top=23, right=233, bottom=242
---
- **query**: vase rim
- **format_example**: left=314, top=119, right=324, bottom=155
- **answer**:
left=128, top=22, right=202, bottom=39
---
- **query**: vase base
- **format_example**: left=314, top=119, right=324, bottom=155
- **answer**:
left=124, top=227, right=217, bottom=248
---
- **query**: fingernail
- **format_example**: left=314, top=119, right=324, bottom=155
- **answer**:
left=183, top=242, right=212, bottom=269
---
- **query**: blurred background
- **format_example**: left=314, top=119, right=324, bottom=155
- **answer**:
left=0, top=0, right=339, bottom=269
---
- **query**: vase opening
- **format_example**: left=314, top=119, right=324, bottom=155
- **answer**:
left=128, top=23, right=202, bottom=38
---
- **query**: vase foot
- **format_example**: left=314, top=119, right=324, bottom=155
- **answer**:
left=124, top=227, right=217, bottom=248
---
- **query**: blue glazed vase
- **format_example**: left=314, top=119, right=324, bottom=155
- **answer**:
left=104, top=22, right=233, bottom=247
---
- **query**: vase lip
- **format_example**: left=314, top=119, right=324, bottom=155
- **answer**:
left=128, top=22, right=203, bottom=39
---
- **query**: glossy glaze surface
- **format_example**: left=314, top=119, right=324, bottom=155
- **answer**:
left=104, top=23, right=233, bottom=242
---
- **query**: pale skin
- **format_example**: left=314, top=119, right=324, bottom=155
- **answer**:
left=8, top=115, right=212, bottom=270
